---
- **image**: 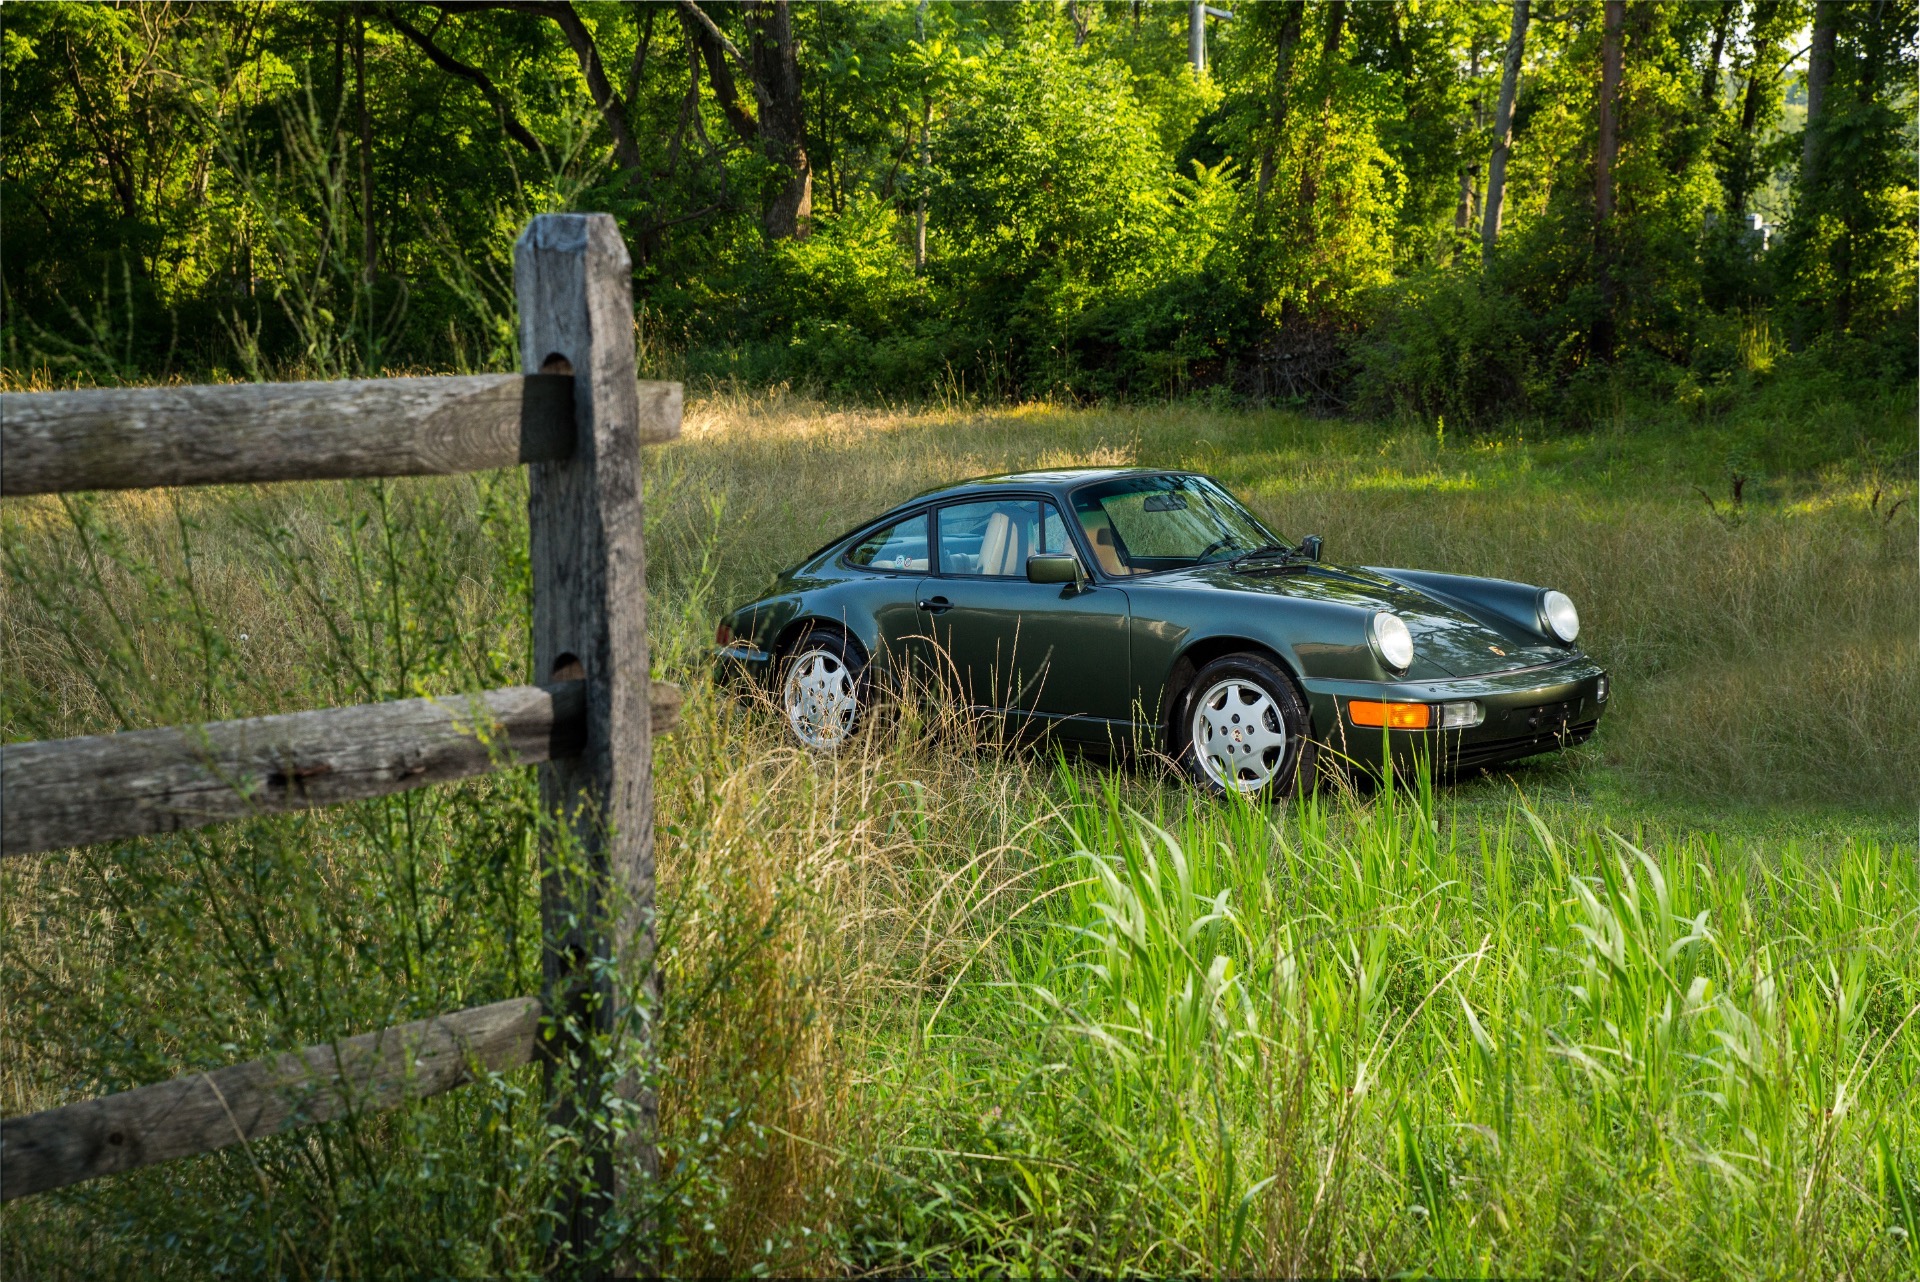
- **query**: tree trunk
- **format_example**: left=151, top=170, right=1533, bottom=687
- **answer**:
left=1701, top=0, right=1735, bottom=108
left=1728, top=14, right=1775, bottom=216
left=1595, top=0, right=1623, bottom=226
left=1295, top=0, right=1348, bottom=213
left=1861, top=0, right=1889, bottom=92
left=682, top=5, right=758, bottom=142
left=1255, top=3, right=1304, bottom=202
left=1458, top=45, right=1482, bottom=233
left=915, top=101, right=930, bottom=269
left=330, top=13, right=347, bottom=266
left=1594, top=0, right=1624, bottom=357
left=354, top=9, right=374, bottom=284
left=1836, top=0, right=1889, bottom=329
left=914, top=0, right=930, bottom=272
left=1481, top=0, right=1528, bottom=260
left=1801, top=0, right=1836, bottom=187
left=1320, top=0, right=1348, bottom=71
left=625, top=5, right=657, bottom=107
left=544, top=1, right=648, bottom=182
left=747, top=1, right=810, bottom=240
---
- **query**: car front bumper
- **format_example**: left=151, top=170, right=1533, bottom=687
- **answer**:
left=1302, top=655, right=1609, bottom=774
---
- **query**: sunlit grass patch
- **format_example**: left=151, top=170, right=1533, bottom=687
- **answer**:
left=3, top=394, right=1914, bottom=1276
left=1342, top=469, right=1482, bottom=494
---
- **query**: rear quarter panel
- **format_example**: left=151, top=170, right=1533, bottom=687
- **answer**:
left=733, top=570, right=926, bottom=677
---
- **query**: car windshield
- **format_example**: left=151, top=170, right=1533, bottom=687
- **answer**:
left=1070, top=474, right=1283, bottom=576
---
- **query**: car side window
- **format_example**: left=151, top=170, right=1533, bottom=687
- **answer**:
left=845, top=513, right=929, bottom=573
left=1040, top=504, right=1071, bottom=556
left=938, top=499, right=1072, bottom=576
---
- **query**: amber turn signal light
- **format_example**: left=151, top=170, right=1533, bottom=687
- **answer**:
left=1348, top=699, right=1432, bottom=729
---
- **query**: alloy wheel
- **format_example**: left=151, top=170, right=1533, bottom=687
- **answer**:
left=783, top=647, right=859, bottom=749
left=1190, top=677, right=1288, bottom=792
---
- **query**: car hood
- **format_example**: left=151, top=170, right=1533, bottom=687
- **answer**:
left=1156, top=560, right=1568, bottom=677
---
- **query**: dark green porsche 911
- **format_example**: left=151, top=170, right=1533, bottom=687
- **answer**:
left=715, top=468, right=1608, bottom=795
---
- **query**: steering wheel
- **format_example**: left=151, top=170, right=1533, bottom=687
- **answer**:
left=1195, top=536, right=1237, bottom=561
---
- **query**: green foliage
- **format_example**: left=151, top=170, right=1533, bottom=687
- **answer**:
left=854, top=770, right=1919, bottom=1276
left=1351, top=265, right=1540, bottom=422
left=1775, top=0, right=1920, bottom=353
left=8, top=1, right=1912, bottom=410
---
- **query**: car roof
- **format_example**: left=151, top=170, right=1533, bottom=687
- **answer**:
left=908, top=466, right=1180, bottom=503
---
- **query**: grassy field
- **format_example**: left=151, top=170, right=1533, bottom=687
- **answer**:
left=4, top=392, right=1916, bottom=1277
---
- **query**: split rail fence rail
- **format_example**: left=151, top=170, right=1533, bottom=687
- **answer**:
left=0, top=213, right=677, bottom=1257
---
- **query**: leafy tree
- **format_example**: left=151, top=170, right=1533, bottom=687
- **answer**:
left=3, top=0, right=1913, bottom=413
left=1777, top=0, right=1918, bottom=355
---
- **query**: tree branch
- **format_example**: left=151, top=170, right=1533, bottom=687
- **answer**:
left=662, top=37, right=702, bottom=179
left=678, top=4, right=758, bottom=141
left=383, top=7, right=545, bottom=158
left=678, top=1, right=757, bottom=88
left=530, top=1, right=647, bottom=176
left=437, top=1, right=647, bottom=181
left=624, top=4, right=658, bottom=109
left=648, top=202, right=722, bottom=234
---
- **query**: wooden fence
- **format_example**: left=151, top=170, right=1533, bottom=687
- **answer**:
left=0, top=213, right=678, bottom=1262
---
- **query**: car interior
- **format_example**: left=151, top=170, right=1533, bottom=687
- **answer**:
left=848, top=515, right=929, bottom=571
left=936, top=501, right=1076, bottom=577
left=1077, top=512, right=1132, bottom=576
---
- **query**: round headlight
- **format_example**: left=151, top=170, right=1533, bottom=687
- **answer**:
left=1370, top=612, right=1414, bottom=672
left=1541, top=590, right=1579, bottom=644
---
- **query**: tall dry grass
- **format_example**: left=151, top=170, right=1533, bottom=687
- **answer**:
left=648, top=389, right=1920, bottom=807
left=3, top=393, right=1914, bottom=1276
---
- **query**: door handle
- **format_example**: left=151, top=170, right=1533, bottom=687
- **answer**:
left=917, top=596, right=952, bottom=614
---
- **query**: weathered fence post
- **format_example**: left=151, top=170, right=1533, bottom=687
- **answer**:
left=0, top=214, right=681, bottom=1241
left=515, top=213, right=671, bottom=1265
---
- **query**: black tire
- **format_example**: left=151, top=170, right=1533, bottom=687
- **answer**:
left=778, top=627, right=869, bottom=750
left=1172, top=652, right=1315, bottom=798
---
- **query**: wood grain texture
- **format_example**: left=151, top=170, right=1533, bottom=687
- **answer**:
left=0, top=680, right=683, bottom=857
left=516, top=212, right=668, bottom=1254
left=0, top=997, right=542, bottom=1201
left=1, top=374, right=570, bottom=496
left=0, top=372, right=680, bottom=497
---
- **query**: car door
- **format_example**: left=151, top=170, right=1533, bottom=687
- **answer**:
left=838, top=509, right=938, bottom=682
left=920, top=497, right=1132, bottom=740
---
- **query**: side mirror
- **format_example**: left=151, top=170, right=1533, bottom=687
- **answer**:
left=1298, top=534, right=1323, bottom=562
left=1026, top=553, right=1084, bottom=587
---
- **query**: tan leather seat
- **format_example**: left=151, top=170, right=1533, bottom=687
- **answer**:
left=1088, top=523, right=1127, bottom=576
left=979, top=509, right=1028, bottom=575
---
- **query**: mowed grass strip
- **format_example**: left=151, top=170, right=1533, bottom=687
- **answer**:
left=2, top=396, right=1914, bottom=1276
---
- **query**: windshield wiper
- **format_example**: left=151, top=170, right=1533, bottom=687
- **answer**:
left=1227, top=543, right=1295, bottom=569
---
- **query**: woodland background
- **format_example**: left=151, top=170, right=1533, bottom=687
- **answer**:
left=3, top=0, right=1915, bottom=417
left=6, top=5, right=1920, bottom=1276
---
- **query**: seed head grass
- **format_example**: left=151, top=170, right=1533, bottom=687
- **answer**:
left=3, top=394, right=1915, bottom=1276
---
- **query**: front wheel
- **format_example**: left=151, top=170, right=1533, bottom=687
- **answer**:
left=780, top=629, right=867, bottom=750
left=1174, top=653, right=1314, bottom=797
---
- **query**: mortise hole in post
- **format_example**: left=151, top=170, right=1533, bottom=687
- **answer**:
left=540, top=353, right=573, bottom=375
left=551, top=652, right=585, bottom=682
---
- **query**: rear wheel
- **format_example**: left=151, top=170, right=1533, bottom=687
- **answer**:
left=1175, top=653, right=1314, bottom=797
left=780, top=628, right=867, bottom=750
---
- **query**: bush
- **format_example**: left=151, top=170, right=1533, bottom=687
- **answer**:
left=1349, top=268, right=1538, bottom=424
